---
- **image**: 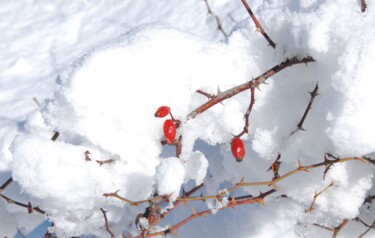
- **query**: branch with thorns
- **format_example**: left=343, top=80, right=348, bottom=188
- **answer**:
left=235, top=87, right=256, bottom=137
left=202, top=0, right=228, bottom=37
left=313, top=219, right=349, bottom=238
left=188, top=56, right=315, bottom=119
left=100, top=208, right=115, bottom=238
left=355, top=217, right=375, bottom=238
left=132, top=189, right=276, bottom=238
left=241, top=0, right=276, bottom=48
left=305, top=182, right=334, bottom=212
left=291, top=83, right=319, bottom=135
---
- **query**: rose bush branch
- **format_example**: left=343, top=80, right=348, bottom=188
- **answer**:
left=241, top=0, right=276, bottom=48
left=188, top=56, right=315, bottom=119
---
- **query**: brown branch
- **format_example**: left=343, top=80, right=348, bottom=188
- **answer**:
left=241, top=0, right=276, bottom=48
left=188, top=56, right=315, bottom=119
left=313, top=219, right=349, bottom=238
left=240, top=156, right=368, bottom=188
left=96, top=159, right=115, bottom=166
left=203, top=0, right=228, bottom=37
left=196, top=89, right=216, bottom=99
left=235, top=87, right=255, bottom=137
left=364, top=194, right=375, bottom=204
left=161, top=183, right=204, bottom=218
left=51, top=131, right=59, bottom=141
left=134, top=189, right=276, bottom=238
left=0, top=177, right=13, bottom=192
left=100, top=208, right=115, bottom=238
left=0, top=193, right=45, bottom=215
left=305, top=182, right=334, bottom=212
left=363, top=156, right=375, bottom=166
left=356, top=217, right=375, bottom=238
left=291, top=83, right=319, bottom=135
left=361, top=0, right=367, bottom=12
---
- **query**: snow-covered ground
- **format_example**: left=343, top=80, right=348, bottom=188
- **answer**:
left=1, top=0, right=374, bottom=237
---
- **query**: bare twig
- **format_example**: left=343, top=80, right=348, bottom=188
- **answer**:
left=241, top=0, right=276, bottom=48
left=361, top=0, right=367, bottom=12
left=235, top=87, right=255, bottom=137
left=355, top=217, right=375, bottom=238
left=196, top=89, right=216, bottom=99
left=0, top=177, right=13, bottom=192
left=0, top=193, right=45, bottom=215
left=305, top=182, right=334, bottom=212
left=291, top=83, right=319, bottom=135
left=133, top=189, right=276, bottom=238
left=100, top=208, right=115, bottom=238
left=96, top=159, right=115, bottom=166
left=51, top=131, right=59, bottom=141
left=188, top=56, right=315, bottom=119
left=313, top=219, right=349, bottom=238
left=203, top=0, right=228, bottom=37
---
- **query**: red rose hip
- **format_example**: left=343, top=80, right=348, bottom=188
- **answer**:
left=163, top=119, right=176, bottom=144
left=231, top=137, right=245, bottom=162
left=154, top=106, right=170, bottom=118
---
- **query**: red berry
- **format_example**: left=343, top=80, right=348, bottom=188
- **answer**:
left=163, top=119, right=176, bottom=144
left=154, top=106, right=170, bottom=118
left=231, top=137, right=245, bottom=162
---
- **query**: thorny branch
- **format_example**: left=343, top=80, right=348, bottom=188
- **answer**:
left=100, top=208, right=115, bottom=238
left=203, top=0, right=228, bottom=37
left=241, top=0, right=276, bottom=48
left=188, top=56, right=315, bottom=119
left=291, top=83, right=319, bottom=135
left=235, top=87, right=255, bottom=137
left=133, top=189, right=277, bottom=238
left=305, top=182, right=334, bottom=212
left=356, top=217, right=375, bottom=238
left=313, top=219, right=349, bottom=238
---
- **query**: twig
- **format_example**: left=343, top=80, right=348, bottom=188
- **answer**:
left=291, top=83, right=319, bottom=135
left=241, top=0, right=276, bottom=48
left=361, top=0, right=367, bottom=12
left=161, top=183, right=204, bottom=218
left=51, top=131, right=59, bottom=141
left=133, top=189, right=276, bottom=238
left=235, top=87, right=255, bottom=137
left=196, top=89, right=216, bottom=99
left=100, top=208, right=115, bottom=238
left=356, top=217, right=375, bottom=238
left=0, top=193, right=45, bottom=215
left=364, top=194, right=375, bottom=204
left=313, top=219, right=349, bottom=238
left=305, top=182, right=334, bottom=212
left=188, top=56, right=315, bottom=119
left=0, top=177, right=13, bottom=192
left=96, top=159, right=115, bottom=166
left=203, top=0, right=228, bottom=37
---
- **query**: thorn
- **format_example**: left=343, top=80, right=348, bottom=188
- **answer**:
left=191, top=207, right=197, bottom=215
left=240, top=176, right=245, bottom=185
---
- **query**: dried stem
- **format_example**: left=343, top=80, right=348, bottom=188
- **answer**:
left=361, top=0, right=367, bottom=12
left=134, top=189, right=276, bottom=238
left=241, top=0, right=276, bottom=48
left=100, top=208, right=115, bottom=238
left=96, top=159, right=115, bottom=166
left=313, top=219, right=349, bottom=238
left=196, top=89, right=216, bottom=99
left=291, top=83, right=319, bottom=135
left=0, top=193, right=45, bottom=215
left=203, top=0, right=228, bottom=37
left=51, top=131, right=59, bottom=141
left=188, top=56, right=315, bottom=119
left=305, top=182, right=334, bottom=212
left=356, top=217, right=375, bottom=238
left=161, top=183, right=204, bottom=218
left=235, top=87, right=255, bottom=137
left=0, top=177, right=13, bottom=192
left=267, top=153, right=282, bottom=179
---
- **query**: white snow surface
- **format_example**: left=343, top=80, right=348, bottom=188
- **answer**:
left=1, top=0, right=375, bottom=237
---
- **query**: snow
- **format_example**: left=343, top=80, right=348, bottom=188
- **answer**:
left=1, top=0, right=375, bottom=237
